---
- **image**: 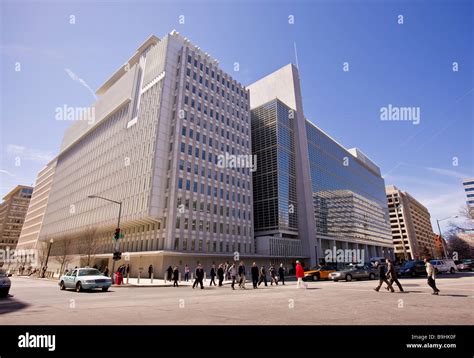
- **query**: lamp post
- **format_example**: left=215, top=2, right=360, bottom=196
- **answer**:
left=436, top=215, right=458, bottom=259
left=88, top=195, right=122, bottom=282
left=42, top=238, right=54, bottom=278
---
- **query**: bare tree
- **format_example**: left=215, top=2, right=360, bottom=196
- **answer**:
left=54, top=237, right=73, bottom=274
left=78, top=227, right=100, bottom=267
left=36, top=240, right=50, bottom=270
left=444, top=225, right=474, bottom=259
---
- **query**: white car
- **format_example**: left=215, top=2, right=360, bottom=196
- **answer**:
left=59, top=268, right=112, bottom=292
left=430, top=259, right=457, bottom=274
left=0, top=268, right=12, bottom=297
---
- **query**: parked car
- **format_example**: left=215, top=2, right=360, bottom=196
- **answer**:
left=59, top=268, right=112, bottom=292
left=329, top=263, right=378, bottom=282
left=396, top=260, right=426, bottom=277
left=0, top=268, right=12, bottom=297
left=303, top=265, right=337, bottom=281
left=430, top=259, right=457, bottom=274
left=455, top=259, right=473, bottom=272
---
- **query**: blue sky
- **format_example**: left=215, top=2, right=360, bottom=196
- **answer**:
left=1, top=0, right=473, bottom=232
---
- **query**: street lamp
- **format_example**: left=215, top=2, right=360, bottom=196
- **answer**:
left=436, top=215, right=458, bottom=259
left=42, top=238, right=54, bottom=278
left=88, top=195, right=122, bottom=282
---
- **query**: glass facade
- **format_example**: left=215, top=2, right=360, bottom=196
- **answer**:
left=306, top=121, right=392, bottom=248
left=251, top=99, right=298, bottom=234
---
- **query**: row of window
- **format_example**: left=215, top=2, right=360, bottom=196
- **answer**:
left=175, top=217, right=250, bottom=236
left=176, top=197, right=250, bottom=220
left=178, top=160, right=250, bottom=190
left=177, top=177, right=251, bottom=204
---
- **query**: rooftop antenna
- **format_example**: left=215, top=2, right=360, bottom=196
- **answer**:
left=293, top=42, right=300, bottom=70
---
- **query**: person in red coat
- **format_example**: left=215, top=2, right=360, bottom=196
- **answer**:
left=296, top=260, right=308, bottom=289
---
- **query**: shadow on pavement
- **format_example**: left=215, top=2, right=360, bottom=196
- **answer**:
left=0, top=295, right=29, bottom=315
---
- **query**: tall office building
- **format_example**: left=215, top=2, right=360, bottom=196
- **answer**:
left=16, top=159, right=57, bottom=251
left=386, top=185, right=437, bottom=260
left=0, top=185, right=33, bottom=251
left=248, top=64, right=393, bottom=266
left=37, top=30, right=253, bottom=276
left=462, top=178, right=474, bottom=219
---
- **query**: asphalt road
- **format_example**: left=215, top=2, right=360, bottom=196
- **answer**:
left=1, top=273, right=473, bottom=325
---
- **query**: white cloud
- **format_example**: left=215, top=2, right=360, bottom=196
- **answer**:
left=64, top=68, right=97, bottom=100
left=6, top=144, right=54, bottom=163
left=424, top=167, right=473, bottom=180
left=0, top=169, right=15, bottom=177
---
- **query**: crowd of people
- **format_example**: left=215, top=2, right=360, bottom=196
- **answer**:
left=159, top=260, right=294, bottom=290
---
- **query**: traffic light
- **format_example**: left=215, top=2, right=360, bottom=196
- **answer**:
left=113, top=251, right=122, bottom=261
left=114, top=228, right=121, bottom=241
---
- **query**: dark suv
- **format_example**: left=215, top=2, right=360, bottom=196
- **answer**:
left=396, top=260, right=426, bottom=277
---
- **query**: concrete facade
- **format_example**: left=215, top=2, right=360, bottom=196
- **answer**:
left=35, top=31, right=254, bottom=277
left=16, top=159, right=57, bottom=250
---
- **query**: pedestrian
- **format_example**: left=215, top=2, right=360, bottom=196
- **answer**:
left=386, top=259, right=404, bottom=292
left=184, top=265, right=190, bottom=282
left=251, top=262, right=259, bottom=289
left=210, top=264, right=217, bottom=286
left=148, top=264, right=153, bottom=279
left=296, top=260, right=308, bottom=289
left=374, top=261, right=394, bottom=293
left=229, top=263, right=237, bottom=290
left=166, top=265, right=173, bottom=282
left=224, top=261, right=230, bottom=280
left=238, top=261, right=246, bottom=289
left=192, top=264, right=204, bottom=289
left=126, top=264, right=130, bottom=277
left=217, top=264, right=224, bottom=287
left=424, top=258, right=440, bottom=295
left=258, top=265, right=268, bottom=286
left=278, top=263, right=285, bottom=285
left=269, top=264, right=278, bottom=285
left=104, top=266, right=109, bottom=277
left=173, top=266, right=179, bottom=287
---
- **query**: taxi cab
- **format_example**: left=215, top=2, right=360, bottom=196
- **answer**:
left=303, top=265, right=337, bottom=281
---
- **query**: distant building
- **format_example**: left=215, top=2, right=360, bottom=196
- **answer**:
left=386, top=185, right=437, bottom=260
left=462, top=178, right=474, bottom=219
left=0, top=185, right=33, bottom=251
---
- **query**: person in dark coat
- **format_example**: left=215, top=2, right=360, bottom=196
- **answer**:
left=173, top=266, right=179, bottom=287
left=209, top=264, right=217, bottom=286
left=166, top=265, right=173, bottom=282
left=278, top=263, right=285, bottom=285
left=386, top=259, right=404, bottom=292
left=217, top=264, right=224, bottom=286
left=251, top=262, right=259, bottom=289
left=374, top=261, right=394, bottom=292
left=192, top=264, right=204, bottom=289
left=258, top=265, right=268, bottom=286
left=148, top=264, right=153, bottom=279
left=238, top=261, right=246, bottom=289
left=269, top=264, right=278, bottom=285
